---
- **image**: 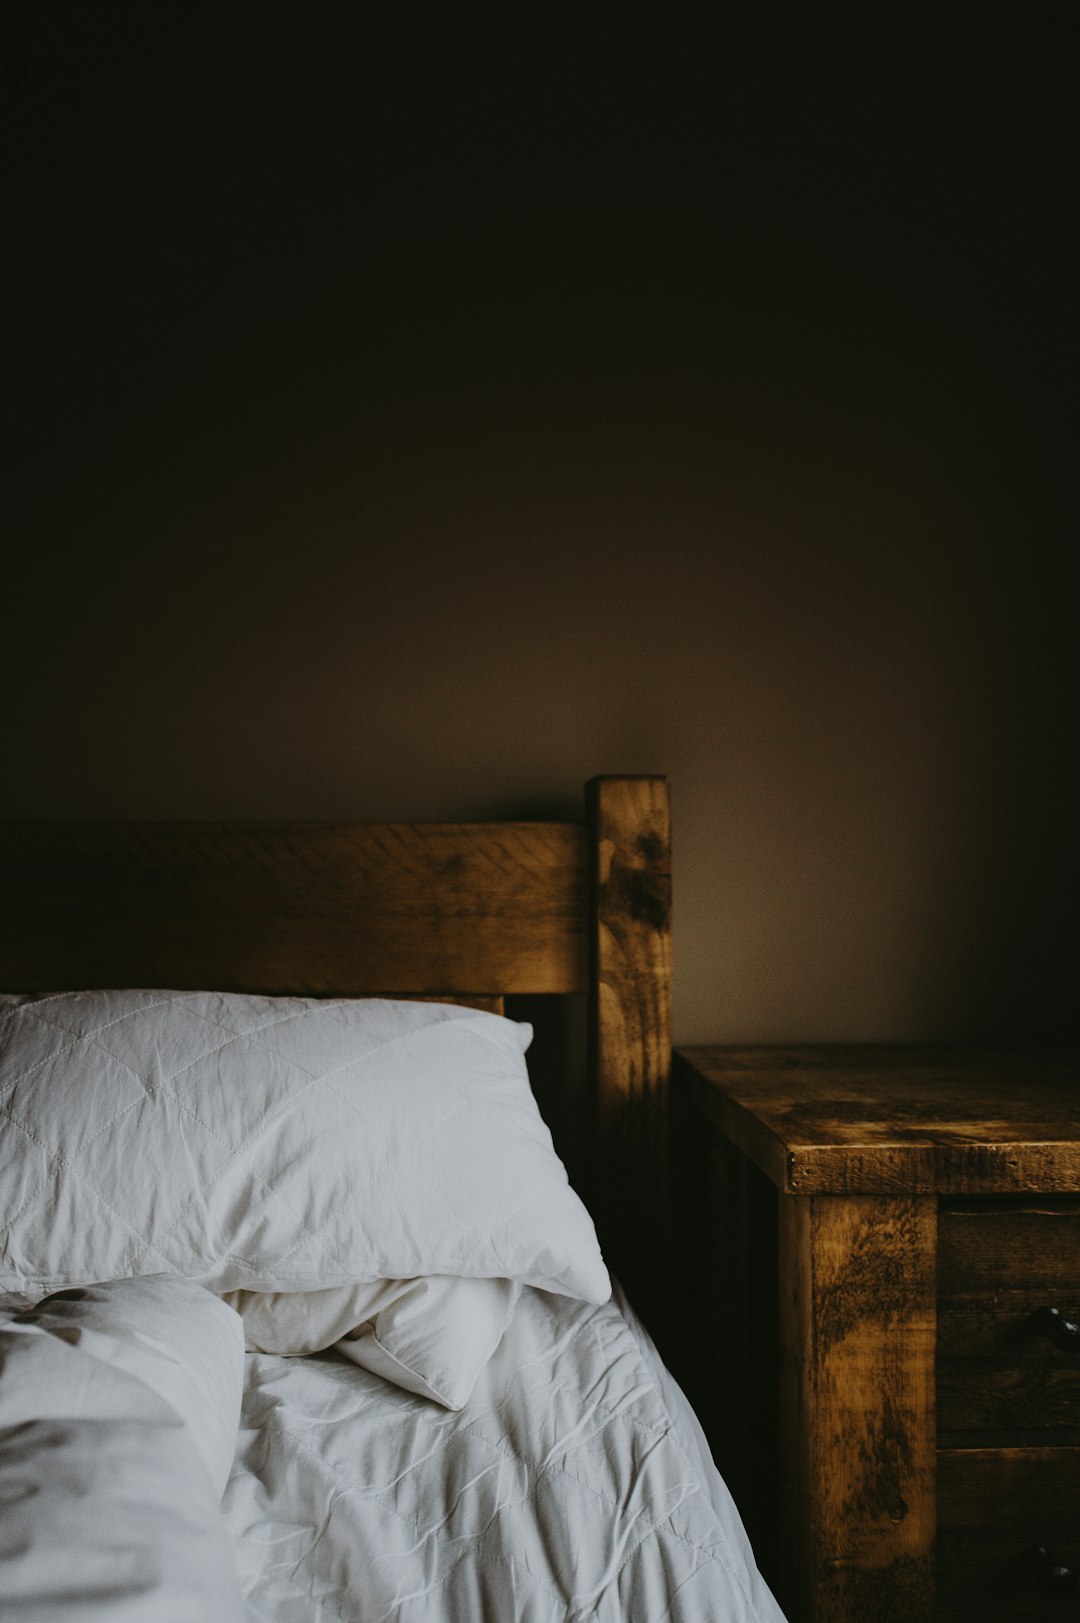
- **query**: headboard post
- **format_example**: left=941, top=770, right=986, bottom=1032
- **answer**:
left=586, top=775, right=673, bottom=1335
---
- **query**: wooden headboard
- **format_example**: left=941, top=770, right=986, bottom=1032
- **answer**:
left=0, top=775, right=672, bottom=1324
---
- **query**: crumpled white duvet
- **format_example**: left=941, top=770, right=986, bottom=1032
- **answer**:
left=0, top=1276, right=246, bottom=1622
left=0, top=1277, right=784, bottom=1623
left=224, top=1286, right=786, bottom=1623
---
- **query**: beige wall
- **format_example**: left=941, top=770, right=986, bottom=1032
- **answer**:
left=5, top=17, right=1075, bottom=1045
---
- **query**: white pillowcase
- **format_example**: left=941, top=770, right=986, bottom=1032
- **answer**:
left=0, top=991, right=609, bottom=1308
left=226, top=1275, right=521, bottom=1410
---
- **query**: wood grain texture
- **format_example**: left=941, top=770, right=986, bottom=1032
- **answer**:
left=587, top=776, right=672, bottom=1337
left=675, top=1047, right=1080, bottom=1623
left=937, top=1446, right=1080, bottom=1622
left=676, top=1046, right=1080, bottom=1195
left=587, top=777, right=672, bottom=1122
left=0, top=820, right=587, bottom=996
left=938, top=1202, right=1080, bottom=1441
left=777, top=1195, right=937, bottom=1623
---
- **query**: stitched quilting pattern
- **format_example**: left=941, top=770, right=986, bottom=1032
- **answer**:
left=223, top=1289, right=780, bottom=1623
left=0, top=991, right=609, bottom=1301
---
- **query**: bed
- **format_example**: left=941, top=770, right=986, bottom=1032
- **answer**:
left=0, top=776, right=785, bottom=1622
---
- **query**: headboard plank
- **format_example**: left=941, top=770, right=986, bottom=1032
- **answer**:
left=0, top=821, right=587, bottom=997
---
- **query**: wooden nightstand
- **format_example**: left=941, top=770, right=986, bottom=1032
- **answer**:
left=670, top=1047, right=1080, bottom=1623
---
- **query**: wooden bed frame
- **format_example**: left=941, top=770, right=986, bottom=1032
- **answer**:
left=0, top=774, right=672, bottom=1335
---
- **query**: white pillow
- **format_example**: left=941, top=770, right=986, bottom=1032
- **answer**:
left=226, top=1275, right=521, bottom=1410
left=0, top=991, right=609, bottom=1305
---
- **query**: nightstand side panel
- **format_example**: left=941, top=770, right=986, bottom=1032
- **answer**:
left=777, top=1194, right=937, bottom=1623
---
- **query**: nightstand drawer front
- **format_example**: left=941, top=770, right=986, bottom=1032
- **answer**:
left=937, top=1447, right=1080, bottom=1622
left=938, top=1205, right=1080, bottom=1440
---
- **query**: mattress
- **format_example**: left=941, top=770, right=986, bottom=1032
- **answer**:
left=224, top=1283, right=786, bottom=1623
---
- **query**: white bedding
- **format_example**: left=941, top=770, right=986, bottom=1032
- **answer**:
left=0, top=1281, right=783, bottom=1622
left=0, top=989, right=785, bottom=1620
left=224, top=1285, right=786, bottom=1623
left=0, top=1277, right=245, bottom=1622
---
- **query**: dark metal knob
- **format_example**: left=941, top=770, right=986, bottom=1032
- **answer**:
left=1031, top=1305, right=1080, bottom=1352
left=1019, top=1544, right=1077, bottom=1593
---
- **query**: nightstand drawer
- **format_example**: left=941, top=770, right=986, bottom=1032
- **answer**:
left=937, top=1447, right=1080, bottom=1621
left=938, top=1204, right=1080, bottom=1440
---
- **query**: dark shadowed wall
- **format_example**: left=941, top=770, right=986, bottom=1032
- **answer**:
left=4, top=10, right=1076, bottom=1043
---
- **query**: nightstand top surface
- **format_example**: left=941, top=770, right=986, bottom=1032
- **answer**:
left=674, top=1045, right=1080, bottom=1195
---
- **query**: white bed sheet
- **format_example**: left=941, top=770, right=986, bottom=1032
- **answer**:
left=224, top=1284, right=786, bottom=1623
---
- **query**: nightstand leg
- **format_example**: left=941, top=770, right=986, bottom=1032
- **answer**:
left=777, top=1194, right=937, bottom=1623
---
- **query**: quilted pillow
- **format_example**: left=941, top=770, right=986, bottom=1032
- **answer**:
left=0, top=991, right=609, bottom=1304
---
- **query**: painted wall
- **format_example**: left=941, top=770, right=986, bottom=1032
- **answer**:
left=5, top=13, right=1075, bottom=1043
